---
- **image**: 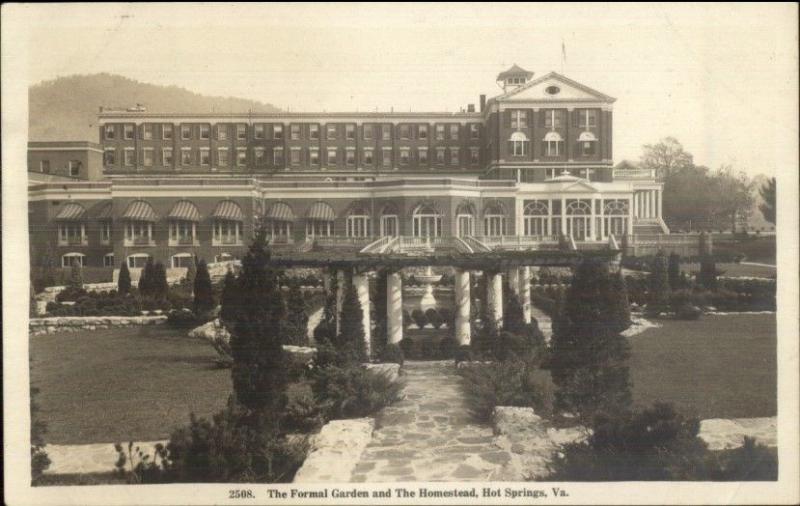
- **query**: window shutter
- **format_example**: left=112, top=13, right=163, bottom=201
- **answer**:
left=539, top=111, right=546, bottom=128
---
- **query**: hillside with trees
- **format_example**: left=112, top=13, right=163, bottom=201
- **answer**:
left=29, top=73, right=280, bottom=142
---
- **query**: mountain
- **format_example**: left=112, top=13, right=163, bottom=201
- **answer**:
left=28, top=73, right=280, bottom=142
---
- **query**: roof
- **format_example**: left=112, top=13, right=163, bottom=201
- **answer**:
left=266, top=202, right=295, bottom=221
left=212, top=200, right=244, bottom=221
left=122, top=200, right=158, bottom=222
left=307, top=201, right=336, bottom=221
left=168, top=200, right=201, bottom=222
left=497, top=64, right=534, bottom=81
left=490, top=71, right=616, bottom=103
left=54, top=202, right=87, bottom=221
left=93, top=202, right=113, bottom=220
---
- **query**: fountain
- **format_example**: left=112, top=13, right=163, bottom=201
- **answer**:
left=415, top=266, right=442, bottom=310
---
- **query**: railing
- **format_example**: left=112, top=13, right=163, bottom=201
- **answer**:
left=613, top=168, right=658, bottom=180
left=175, top=236, right=197, bottom=246
left=60, top=236, right=88, bottom=246
left=470, top=235, right=561, bottom=250
left=360, top=235, right=393, bottom=254
left=212, top=236, right=243, bottom=246
left=313, top=236, right=374, bottom=248
left=126, top=236, right=155, bottom=246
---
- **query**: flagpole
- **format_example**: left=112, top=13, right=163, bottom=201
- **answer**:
left=561, top=40, right=566, bottom=74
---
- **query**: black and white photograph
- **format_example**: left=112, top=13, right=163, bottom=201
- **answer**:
left=2, top=3, right=798, bottom=505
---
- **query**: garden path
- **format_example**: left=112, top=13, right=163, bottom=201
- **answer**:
left=351, top=360, right=514, bottom=482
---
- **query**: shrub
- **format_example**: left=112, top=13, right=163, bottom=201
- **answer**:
left=193, top=260, right=215, bottom=316
left=68, top=259, right=84, bottom=290
left=438, top=307, right=454, bottom=328
left=379, top=343, right=404, bottom=366
left=284, top=282, right=309, bottom=346
left=311, top=365, right=404, bottom=420
left=425, top=308, right=443, bottom=329
left=114, top=442, right=169, bottom=484
left=697, top=255, right=720, bottom=291
left=399, top=338, right=416, bottom=359
left=471, top=318, right=498, bottom=360
left=647, top=251, right=671, bottom=314
left=402, top=309, right=412, bottom=329
left=707, top=437, right=778, bottom=480
left=282, top=391, right=326, bottom=433
left=313, top=339, right=348, bottom=369
left=55, top=285, right=87, bottom=302
left=118, top=262, right=132, bottom=295
left=420, top=338, right=440, bottom=359
left=438, top=337, right=459, bottom=360
left=411, top=308, right=427, bottom=329
left=675, top=304, right=702, bottom=320
left=459, top=360, right=551, bottom=422
left=166, top=308, right=200, bottom=329
left=454, top=344, right=473, bottom=365
left=332, top=277, right=367, bottom=364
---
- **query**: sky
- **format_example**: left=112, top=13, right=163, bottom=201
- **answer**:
left=14, top=3, right=800, bottom=177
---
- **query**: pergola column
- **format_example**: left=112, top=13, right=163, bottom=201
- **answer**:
left=353, top=271, right=371, bottom=356
left=454, top=269, right=471, bottom=345
left=520, top=266, right=532, bottom=323
left=387, top=271, right=403, bottom=344
left=508, top=267, right=520, bottom=299
left=487, top=272, right=504, bottom=327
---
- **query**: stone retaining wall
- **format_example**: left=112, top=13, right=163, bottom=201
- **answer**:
left=293, top=418, right=375, bottom=482
left=29, top=316, right=167, bottom=336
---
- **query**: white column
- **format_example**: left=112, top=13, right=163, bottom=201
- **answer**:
left=590, top=197, right=596, bottom=240
left=454, top=269, right=471, bottom=345
left=335, top=269, right=345, bottom=335
left=520, top=266, right=531, bottom=323
left=560, top=197, right=567, bottom=237
left=628, top=196, right=635, bottom=234
left=633, top=192, right=638, bottom=218
left=487, top=272, right=504, bottom=327
left=508, top=267, right=520, bottom=299
left=387, top=271, right=403, bottom=344
left=657, top=189, right=663, bottom=219
left=648, top=190, right=654, bottom=218
left=353, top=272, right=371, bottom=356
left=515, top=198, right=523, bottom=237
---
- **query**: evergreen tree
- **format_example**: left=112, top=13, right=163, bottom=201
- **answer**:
left=607, top=270, right=632, bottom=333
left=153, top=261, right=169, bottom=301
left=193, top=259, right=214, bottom=316
left=228, top=228, right=288, bottom=417
left=138, top=257, right=154, bottom=296
left=336, top=272, right=367, bottom=363
left=647, top=251, right=671, bottom=313
left=548, top=259, right=632, bottom=419
left=219, top=269, right=239, bottom=324
left=118, top=261, right=132, bottom=295
left=503, top=291, right=527, bottom=336
left=668, top=253, right=682, bottom=289
left=284, top=281, right=309, bottom=346
left=370, top=270, right=388, bottom=356
left=68, top=259, right=84, bottom=289
left=698, top=255, right=719, bottom=291
left=313, top=268, right=338, bottom=344
left=184, top=257, right=197, bottom=290
left=37, top=244, right=58, bottom=290
left=30, top=284, right=38, bottom=318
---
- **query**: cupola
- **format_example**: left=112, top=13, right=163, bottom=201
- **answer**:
left=496, top=64, right=534, bottom=92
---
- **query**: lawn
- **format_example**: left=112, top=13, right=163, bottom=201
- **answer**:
left=681, top=262, right=776, bottom=279
left=30, top=325, right=232, bottom=445
left=629, top=313, right=776, bottom=419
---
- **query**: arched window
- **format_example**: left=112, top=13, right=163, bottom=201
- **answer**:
left=412, top=204, right=442, bottom=238
left=61, top=252, right=86, bottom=268
left=55, top=203, right=87, bottom=246
left=346, top=202, right=371, bottom=238
left=103, top=252, right=115, bottom=268
left=305, top=201, right=335, bottom=238
left=523, top=200, right=549, bottom=236
left=483, top=202, right=506, bottom=237
left=122, top=200, right=157, bottom=247
left=264, top=202, right=295, bottom=243
left=127, top=253, right=151, bottom=269
left=171, top=252, right=194, bottom=268
left=455, top=202, right=476, bottom=237
left=379, top=204, right=399, bottom=237
left=602, top=199, right=630, bottom=238
left=542, top=131, right=564, bottom=157
left=566, top=200, right=592, bottom=241
left=168, top=200, right=200, bottom=246
left=508, top=131, right=529, bottom=157
left=212, top=200, right=244, bottom=246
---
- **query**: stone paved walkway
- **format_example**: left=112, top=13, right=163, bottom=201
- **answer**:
left=351, top=360, right=513, bottom=482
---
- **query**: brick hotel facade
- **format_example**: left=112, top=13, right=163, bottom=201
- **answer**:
left=28, top=66, right=670, bottom=273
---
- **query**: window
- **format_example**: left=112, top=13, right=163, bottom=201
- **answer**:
left=450, top=149, right=459, bottom=166
left=124, top=148, right=135, bottom=166
left=436, top=148, right=446, bottom=164
left=576, top=109, right=598, bottom=128
left=400, top=148, right=410, bottom=165
left=58, top=223, right=86, bottom=246
left=346, top=148, right=356, bottom=166
left=470, top=148, right=480, bottom=165
left=524, top=201, right=550, bottom=236
left=382, top=148, right=392, bottom=167
left=170, top=253, right=194, bottom=268
left=509, top=132, right=529, bottom=156
left=124, top=124, right=135, bottom=140
left=346, top=206, right=371, bottom=238
left=290, top=148, right=301, bottom=165
left=381, top=124, right=391, bottom=141
left=169, top=221, right=196, bottom=245
left=181, top=125, right=192, bottom=140
left=346, top=124, right=356, bottom=140
left=241, top=148, right=252, bottom=166
left=125, top=222, right=153, bottom=246
left=380, top=214, right=399, bottom=237
left=327, top=124, right=337, bottom=140
left=581, top=141, right=596, bottom=156
left=249, top=124, right=261, bottom=140
left=163, top=148, right=173, bottom=166
left=412, top=204, right=442, bottom=238
left=309, top=124, right=319, bottom=140
left=290, top=124, right=301, bottom=140
left=104, top=125, right=115, bottom=140
left=363, top=148, right=374, bottom=165
left=327, top=148, right=338, bottom=165
left=470, top=123, right=480, bottom=139
left=200, top=148, right=210, bottom=166
left=435, top=124, right=445, bottom=140
left=162, top=124, right=173, bottom=140
left=40, top=160, right=51, bottom=173
left=449, top=124, right=459, bottom=141
left=104, top=253, right=115, bottom=267
left=418, top=148, right=428, bottom=165
left=181, top=148, right=192, bottom=165
left=363, top=124, right=373, bottom=140
left=418, top=124, right=428, bottom=140
left=273, top=147, right=284, bottom=166
left=104, top=149, right=116, bottom=166
left=543, top=109, right=564, bottom=129
left=273, top=124, right=283, bottom=140
left=61, top=253, right=86, bottom=268
left=483, top=204, right=506, bottom=237
left=511, top=110, right=528, bottom=129
left=213, top=220, right=242, bottom=245
left=143, top=124, right=154, bottom=140
left=236, top=124, right=247, bottom=141
left=543, top=141, right=562, bottom=156
left=218, top=124, right=228, bottom=140
left=199, top=124, right=210, bottom=140
left=399, top=125, right=410, bottom=139
left=218, top=148, right=228, bottom=166
left=127, top=253, right=150, bottom=269
left=142, top=149, right=154, bottom=167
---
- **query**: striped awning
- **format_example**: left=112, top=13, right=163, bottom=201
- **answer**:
left=306, top=202, right=335, bottom=221
left=168, top=200, right=201, bottom=222
left=122, top=200, right=158, bottom=222
left=55, top=203, right=87, bottom=221
left=94, top=202, right=113, bottom=220
left=212, top=200, right=244, bottom=221
left=266, top=202, right=295, bottom=222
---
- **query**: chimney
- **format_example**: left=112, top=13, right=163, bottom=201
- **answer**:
left=467, top=104, right=475, bottom=113
left=479, top=94, right=486, bottom=112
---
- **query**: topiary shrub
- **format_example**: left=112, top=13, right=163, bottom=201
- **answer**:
left=399, top=337, right=416, bottom=359
left=454, top=344, right=473, bottom=365
left=675, top=304, right=702, bottom=320
left=411, top=308, right=427, bottom=329
left=438, top=337, right=459, bottom=360
left=378, top=343, right=404, bottom=366
left=438, top=307, right=453, bottom=328
left=425, top=308, right=443, bottom=329
left=420, top=338, right=440, bottom=360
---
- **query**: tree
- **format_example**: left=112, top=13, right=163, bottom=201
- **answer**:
left=647, top=251, right=670, bottom=313
left=227, top=228, right=288, bottom=416
left=35, top=244, right=58, bottom=291
left=503, top=291, right=527, bottom=336
left=68, top=259, right=84, bottom=290
left=335, top=273, right=367, bottom=363
left=759, top=177, right=776, bottom=225
left=640, top=137, right=694, bottom=179
left=607, top=270, right=632, bottom=333
left=219, top=269, right=239, bottom=324
left=548, top=259, right=632, bottom=419
left=152, top=262, right=169, bottom=301
left=193, top=259, right=214, bottom=316
left=184, top=258, right=197, bottom=290
left=667, top=253, right=682, bottom=290
left=118, top=261, right=132, bottom=295
left=698, top=255, right=719, bottom=291
left=138, top=257, right=154, bottom=296
left=313, top=269, right=338, bottom=344
left=284, top=281, right=309, bottom=346
left=370, top=270, right=388, bottom=356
